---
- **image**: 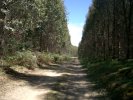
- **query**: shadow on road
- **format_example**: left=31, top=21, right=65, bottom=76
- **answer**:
left=4, top=64, right=109, bottom=100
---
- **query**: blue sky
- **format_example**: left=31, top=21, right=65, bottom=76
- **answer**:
left=64, top=0, right=92, bottom=46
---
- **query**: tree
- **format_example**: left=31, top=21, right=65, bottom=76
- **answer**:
left=0, top=0, right=72, bottom=56
left=79, top=0, right=133, bottom=63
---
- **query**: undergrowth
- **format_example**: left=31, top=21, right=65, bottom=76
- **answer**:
left=82, top=60, right=133, bottom=100
left=1, top=50, right=71, bottom=69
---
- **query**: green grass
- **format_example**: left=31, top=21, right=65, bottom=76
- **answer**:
left=82, top=60, right=133, bottom=100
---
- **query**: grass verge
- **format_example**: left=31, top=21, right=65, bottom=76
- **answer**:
left=84, top=60, right=133, bottom=100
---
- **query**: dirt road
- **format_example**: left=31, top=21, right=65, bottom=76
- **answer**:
left=0, top=63, right=108, bottom=100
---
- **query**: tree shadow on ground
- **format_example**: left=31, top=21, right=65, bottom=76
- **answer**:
left=4, top=64, right=109, bottom=100
left=38, top=63, right=87, bottom=75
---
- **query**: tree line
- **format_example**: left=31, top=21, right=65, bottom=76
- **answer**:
left=79, top=0, right=133, bottom=62
left=0, top=0, right=74, bottom=56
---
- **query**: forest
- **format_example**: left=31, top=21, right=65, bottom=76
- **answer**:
left=0, top=0, right=77, bottom=56
left=79, top=0, right=133, bottom=99
left=0, top=0, right=132, bottom=100
left=0, top=0, right=78, bottom=69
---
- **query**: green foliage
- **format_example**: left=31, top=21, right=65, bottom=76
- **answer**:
left=78, top=0, right=133, bottom=99
left=79, top=0, right=133, bottom=62
left=69, top=45, right=78, bottom=57
left=5, top=51, right=37, bottom=69
left=4, top=51, right=71, bottom=68
left=0, top=59, right=8, bottom=66
left=36, top=52, right=54, bottom=64
left=37, top=52, right=71, bottom=64
left=86, top=60, right=133, bottom=100
left=0, top=0, right=72, bottom=56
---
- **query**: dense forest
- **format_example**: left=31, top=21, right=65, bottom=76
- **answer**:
left=79, top=0, right=133, bottom=61
left=0, top=0, right=76, bottom=56
left=79, top=0, right=133, bottom=99
left=0, top=0, right=133, bottom=99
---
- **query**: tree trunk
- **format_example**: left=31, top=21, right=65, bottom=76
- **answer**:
left=0, top=0, right=6, bottom=56
left=127, top=0, right=133, bottom=59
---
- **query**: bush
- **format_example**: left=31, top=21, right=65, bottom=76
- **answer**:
left=53, top=54, right=71, bottom=63
left=3, top=51, right=71, bottom=69
left=0, top=59, right=8, bottom=66
left=37, top=52, right=71, bottom=64
left=36, top=52, right=54, bottom=64
left=5, top=51, right=37, bottom=69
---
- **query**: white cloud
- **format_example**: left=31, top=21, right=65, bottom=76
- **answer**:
left=68, top=23, right=83, bottom=46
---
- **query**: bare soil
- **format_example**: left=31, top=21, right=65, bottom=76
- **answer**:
left=0, top=63, right=108, bottom=100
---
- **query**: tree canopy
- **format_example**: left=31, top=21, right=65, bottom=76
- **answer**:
left=0, top=0, right=73, bottom=56
left=79, top=0, right=133, bottom=63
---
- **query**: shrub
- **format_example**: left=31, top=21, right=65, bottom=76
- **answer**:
left=5, top=51, right=37, bottom=69
left=4, top=51, right=71, bottom=69
left=83, top=60, right=133, bottom=99
left=36, top=52, right=54, bottom=64
left=36, top=52, right=71, bottom=64
left=0, top=59, right=8, bottom=66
